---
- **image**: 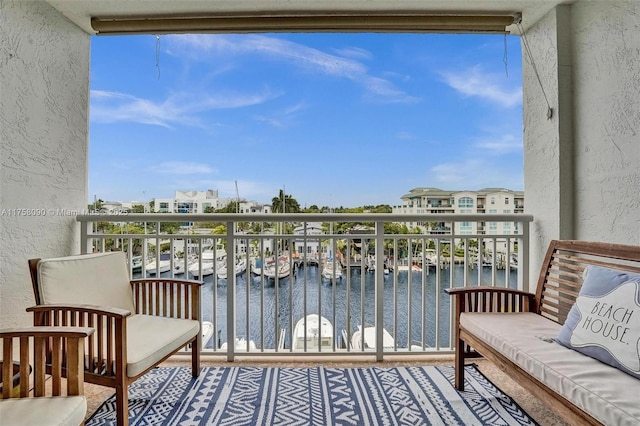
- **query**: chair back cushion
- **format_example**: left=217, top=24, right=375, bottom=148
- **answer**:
left=37, top=252, right=135, bottom=312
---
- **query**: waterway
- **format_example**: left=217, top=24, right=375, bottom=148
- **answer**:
left=142, top=264, right=518, bottom=350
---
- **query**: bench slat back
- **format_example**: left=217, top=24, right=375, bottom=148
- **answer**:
left=535, top=240, right=640, bottom=324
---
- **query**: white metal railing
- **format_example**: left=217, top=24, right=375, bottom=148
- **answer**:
left=78, top=213, right=533, bottom=360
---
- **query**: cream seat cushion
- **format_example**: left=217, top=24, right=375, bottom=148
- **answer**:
left=0, top=396, right=87, bottom=426
left=461, top=312, right=640, bottom=426
left=126, top=314, right=200, bottom=377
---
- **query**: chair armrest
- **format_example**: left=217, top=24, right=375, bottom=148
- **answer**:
left=27, top=303, right=131, bottom=318
left=1, top=326, right=94, bottom=398
left=26, top=304, right=132, bottom=377
left=0, top=326, right=95, bottom=339
left=130, top=278, right=203, bottom=320
left=445, top=286, right=535, bottom=314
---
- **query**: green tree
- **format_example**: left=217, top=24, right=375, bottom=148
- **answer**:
left=271, top=190, right=301, bottom=213
left=130, top=204, right=145, bottom=213
left=217, top=201, right=241, bottom=213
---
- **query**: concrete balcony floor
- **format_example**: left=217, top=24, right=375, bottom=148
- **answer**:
left=82, top=357, right=567, bottom=425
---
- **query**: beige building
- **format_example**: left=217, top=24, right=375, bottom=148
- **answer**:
left=393, top=187, right=525, bottom=236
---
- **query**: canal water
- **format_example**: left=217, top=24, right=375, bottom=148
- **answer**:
left=184, top=264, right=519, bottom=350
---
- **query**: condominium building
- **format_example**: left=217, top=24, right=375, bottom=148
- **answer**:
left=152, top=190, right=271, bottom=214
left=392, top=187, right=525, bottom=236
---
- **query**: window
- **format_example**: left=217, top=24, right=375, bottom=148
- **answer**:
left=460, top=221, right=472, bottom=234
left=505, top=197, right=510, bottom=204
left=491, top=197, right=496, bottom=205
left=459, top=197, right=474, bottom=208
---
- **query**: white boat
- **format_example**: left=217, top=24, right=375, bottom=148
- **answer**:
left=350, top=325, right=395, bottom=350
left=130, top=255, right=143, bottom=272
left=292, top=314, right=334, bottom=350
left=188, top=320, right=214, bottom=350
left=201, top=320, right=214, bottom=348
left=263, top=256, right=291, bottom=280
left=220, top=337, right=257, bottom=351
left=146, top=253, right=185, bottom=275
left=367, top=256, right=389, bottom=275
left=217, top=258, right=247, bottom=279
left=322, top=258, right=343, bottom=281
left=251, top=257, right=263, bottom=276
left=188, top=246, right=226, bottom=277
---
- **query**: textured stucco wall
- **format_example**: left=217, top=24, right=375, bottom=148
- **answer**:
left=524, top=1, right=640, bottom=287
left=0, top=0, right=90, bottom=328
left=571, top=1, right=640, bottom=244
left=522, top=6, right=571, bottom=283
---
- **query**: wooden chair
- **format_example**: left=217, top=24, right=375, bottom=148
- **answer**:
left=28, top=252, right=203, bottom=426
left=0, top=326, right=94, bottom=426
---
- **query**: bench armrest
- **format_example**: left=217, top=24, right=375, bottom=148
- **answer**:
left=445, top=286, right=535, bottom=314
left=130, top=278, right=203, bottom=320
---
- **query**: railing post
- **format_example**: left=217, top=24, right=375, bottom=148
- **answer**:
left=226, top=221, right=235, bottom=361
left=80, top=220, right=90, bottom=254
left=520, top=220, right=530, bottom=293
left=375, top=220, right=384, bottom=362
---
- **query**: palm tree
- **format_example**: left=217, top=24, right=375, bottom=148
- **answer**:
left=271, top=189, right=301, bottom=213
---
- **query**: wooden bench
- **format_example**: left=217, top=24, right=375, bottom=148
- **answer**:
left=447, top=240, right=640, bottom=425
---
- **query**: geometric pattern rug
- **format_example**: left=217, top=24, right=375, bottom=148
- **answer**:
left=86, top=364, right=538, bottom=425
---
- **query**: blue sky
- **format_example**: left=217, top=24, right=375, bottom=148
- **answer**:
left=89, top=33, right=522, bottom=208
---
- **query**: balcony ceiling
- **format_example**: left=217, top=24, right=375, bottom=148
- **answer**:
left=45, top=0, right=574, bottom=35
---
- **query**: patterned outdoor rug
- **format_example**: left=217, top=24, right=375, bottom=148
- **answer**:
left=87, top=364, right=537, bottom=425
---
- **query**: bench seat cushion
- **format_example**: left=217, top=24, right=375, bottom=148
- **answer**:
left=461, top=312, right=640, bottom=426
left=126, top=314, right=200, bottom=377
left=0, top=396, right=87, bottom=426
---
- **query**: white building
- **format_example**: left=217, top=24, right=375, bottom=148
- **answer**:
left=151, top=190, right=271, bottom=215
left=393, top=187, right=525, bottom=236
left=292, top=222, right=323, bottom=260
left=152, top=190, right=230, bottom=213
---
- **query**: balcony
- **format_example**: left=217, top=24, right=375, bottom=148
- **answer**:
left=78, top=213, right=532, bottom=360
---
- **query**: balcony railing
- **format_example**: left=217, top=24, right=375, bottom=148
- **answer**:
left=78, top=213, right=532, bottom=360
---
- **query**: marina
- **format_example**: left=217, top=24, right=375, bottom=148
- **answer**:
left=136, top=261, right=518, bottom=350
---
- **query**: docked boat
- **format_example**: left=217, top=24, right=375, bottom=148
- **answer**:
left=263, top=256, right=291, bottom=281
left=146, top=253, right=185, bottom=275
left=322, top=258, right=343, bottom=281
left=251, top=257, right=263, bottom=276
left=217, top=258, right=247, bottom=279
left=367, top=256, right=389, bottom=275
left=220, top=337, right=257, bottom=351
left=188, top=246, right=226, bottom=277
left=201, top=320, right=214, bottom=348
left=292, top=314, right=334, bottom=350
left=350, top=325, right=395, bottom=350
left=130, top=255, right=143, bottom=272
left=187, top=320, right=214, bottom=350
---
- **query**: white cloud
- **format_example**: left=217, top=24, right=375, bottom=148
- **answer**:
left=332, top=47, right=373, bottom=60
left=253, top=102, right=309, bottom=128
left=168, top=34, right=418, bottom=104
left=440, top=65, right=522, bottom=108
left=430, top=158, right=523, bottom=190
left=90, top=89, right=277, bottom=128
left=363, top=77, right=420, bottom=104
left=474, top=134, right=523, bottom=155
left=151, top=162, right=217, bottom=175
left=395, top=131, right=416, bottom=140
